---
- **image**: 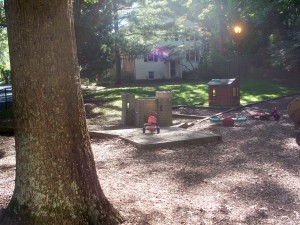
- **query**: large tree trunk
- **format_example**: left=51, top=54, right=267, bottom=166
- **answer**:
left=1, top=0, right=123, bottom=224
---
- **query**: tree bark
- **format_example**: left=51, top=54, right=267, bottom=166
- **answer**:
left=1, top=0, right=123, bottom=224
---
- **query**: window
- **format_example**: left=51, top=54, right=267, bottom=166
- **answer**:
left=186, top=32, right=199, bottom=41
left=144, top=55, right=158, bottom=62
left=188, top=35, right=194, bottom=41
left=190, top=50, right=195, bottom=61
left=148, top=71, right=154, bottom=80
left=186, top=50, right=200, bottom=62
left=212, top=89, right=216, bottom=97
left=174, top=34, right=179, bottom=41
left=195, top=53, right=200, bottom=62
left=233, top=88, right=239, bottom=97
left=170, top=61, right=176, bottom=77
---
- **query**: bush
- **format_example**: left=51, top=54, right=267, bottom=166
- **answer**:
left=0, top=107, right=13, bottom=120
left=121, top=71, right=134, bottom=84
left=0, top=65, right=11, bottom=84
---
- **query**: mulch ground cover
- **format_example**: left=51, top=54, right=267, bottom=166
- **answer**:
left=1, top=94, right=300, bottom=224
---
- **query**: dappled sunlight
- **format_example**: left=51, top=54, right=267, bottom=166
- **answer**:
left=83, top=80, right=297, bottom=121
left=98, top=105, right=121, bottom=117
left=282, top=137, right=299, bottom=151
left=239, top=79, right=298, bottom=105
left=2, top=0, right=300, bottom=223
left=241, top=94, right=278, bottom=104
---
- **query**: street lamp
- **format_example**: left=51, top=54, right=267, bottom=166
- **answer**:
left=234, top=26, right=242, bottom=34
left=233, top=25, right=242, bottom=78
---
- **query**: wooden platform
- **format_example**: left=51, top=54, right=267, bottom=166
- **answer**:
left=90, top=127, right=222, bottom=149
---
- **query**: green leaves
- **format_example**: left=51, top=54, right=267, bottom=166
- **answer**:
left=0, top=2, right=9, bottom=70
left=73, top=0, right=300, bottom=81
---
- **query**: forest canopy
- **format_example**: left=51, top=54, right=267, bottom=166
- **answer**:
left=1, top=0, right=299, bottom=83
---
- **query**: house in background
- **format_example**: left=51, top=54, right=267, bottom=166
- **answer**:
left=121, top=30, right=203, bottom=81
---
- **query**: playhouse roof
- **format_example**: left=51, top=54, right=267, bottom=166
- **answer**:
left=208, top=78, right=237, bottom=86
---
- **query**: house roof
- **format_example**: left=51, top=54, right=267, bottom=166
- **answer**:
left=208, top=78, right=237, bottom=86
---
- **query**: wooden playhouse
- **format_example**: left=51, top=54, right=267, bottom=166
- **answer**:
left=121, top=91, right=173, bottom=127
left=208, top=78, right=240, bottom=107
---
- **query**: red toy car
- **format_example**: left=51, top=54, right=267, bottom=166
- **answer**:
left=143, top=116, right=160, bottom=134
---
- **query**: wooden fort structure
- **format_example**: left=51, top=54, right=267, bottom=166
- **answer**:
left=122, top=91, right=173, bottom=127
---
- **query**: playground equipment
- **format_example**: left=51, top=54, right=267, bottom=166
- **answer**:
left=208, top=78, right=240, bottom=107
left=287, top=97, right=300, bottom=129
left=122, top=91, right=172, bottom=128
left=210, top=117, right=247, bottom=126
left=250, top=107, right=280, bottom=121
left=143, top=115, right=160, bottom=134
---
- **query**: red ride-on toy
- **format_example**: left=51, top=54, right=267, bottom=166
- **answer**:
left=250, top=107, right=280, bottom=121
left=143, top=115, right=160, bottom=134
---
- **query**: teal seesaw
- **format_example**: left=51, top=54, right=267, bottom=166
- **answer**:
left=210, top=117, right=247, bottom=126
left=210, top=117, right=247, bottom=123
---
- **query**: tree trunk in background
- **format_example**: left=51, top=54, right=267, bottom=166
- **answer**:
left=1, top=0, right=123, bottom=224
left=113, top=0, right=122, bottom=85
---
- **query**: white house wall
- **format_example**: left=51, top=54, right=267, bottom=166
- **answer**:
left=135, top=58, right=170, bottom=80
left=134, top=57, right=198, bottom=80
left=134, top=39, right=201, bottom=80
left=122, top=17, right=203, bottom=81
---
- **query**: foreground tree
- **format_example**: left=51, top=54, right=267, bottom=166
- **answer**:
left=0, top=0, right=123, bottom=224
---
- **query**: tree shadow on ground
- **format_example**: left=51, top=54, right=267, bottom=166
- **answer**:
left=127, top=110, right=300, bottom=223
left=0, top=164, right=15, bottom=171
left=175, top=170, right=210, bottom=187
left=232, top=180, right=295, bottom=206
left=0, top=149, right=5, bottom=159
left=123, top=208, right=166, bottom=225
left=232, top=180, right=298, bottom=224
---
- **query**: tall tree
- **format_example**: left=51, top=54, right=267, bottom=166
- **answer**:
left=241, top=0, right=300, bottom=72
left=74, top=0, right=136, bottom=84
left=111, top=0, right=137, bottom=85
left=74, top=0, right=114, bottom=82
left=0, top=1, right=6, bottom=28
left=113, top=0, right=122, bottom=85
left=0, top=1, right=9, bottom=70
left=1, top=0, right=123, bottom=224
left=74, top=0, right=198, bottom=83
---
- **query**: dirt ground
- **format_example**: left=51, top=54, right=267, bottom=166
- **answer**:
left=1, top=94, right=300, bottom=224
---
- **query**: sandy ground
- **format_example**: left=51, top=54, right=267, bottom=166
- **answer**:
left=1, top=94, right=300, bottom=224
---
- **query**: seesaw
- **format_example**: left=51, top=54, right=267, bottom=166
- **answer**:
left=210, top=117, right=247, bottom=126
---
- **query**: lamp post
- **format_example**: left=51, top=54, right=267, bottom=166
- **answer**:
left=234, top=26, right=242, bottom=35
left=233, top=26, right=242, bottom=79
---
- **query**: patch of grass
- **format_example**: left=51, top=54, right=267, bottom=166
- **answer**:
left=240, top=79, right=297, bottom=105
left=83, top=78, right=298, bottom=119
